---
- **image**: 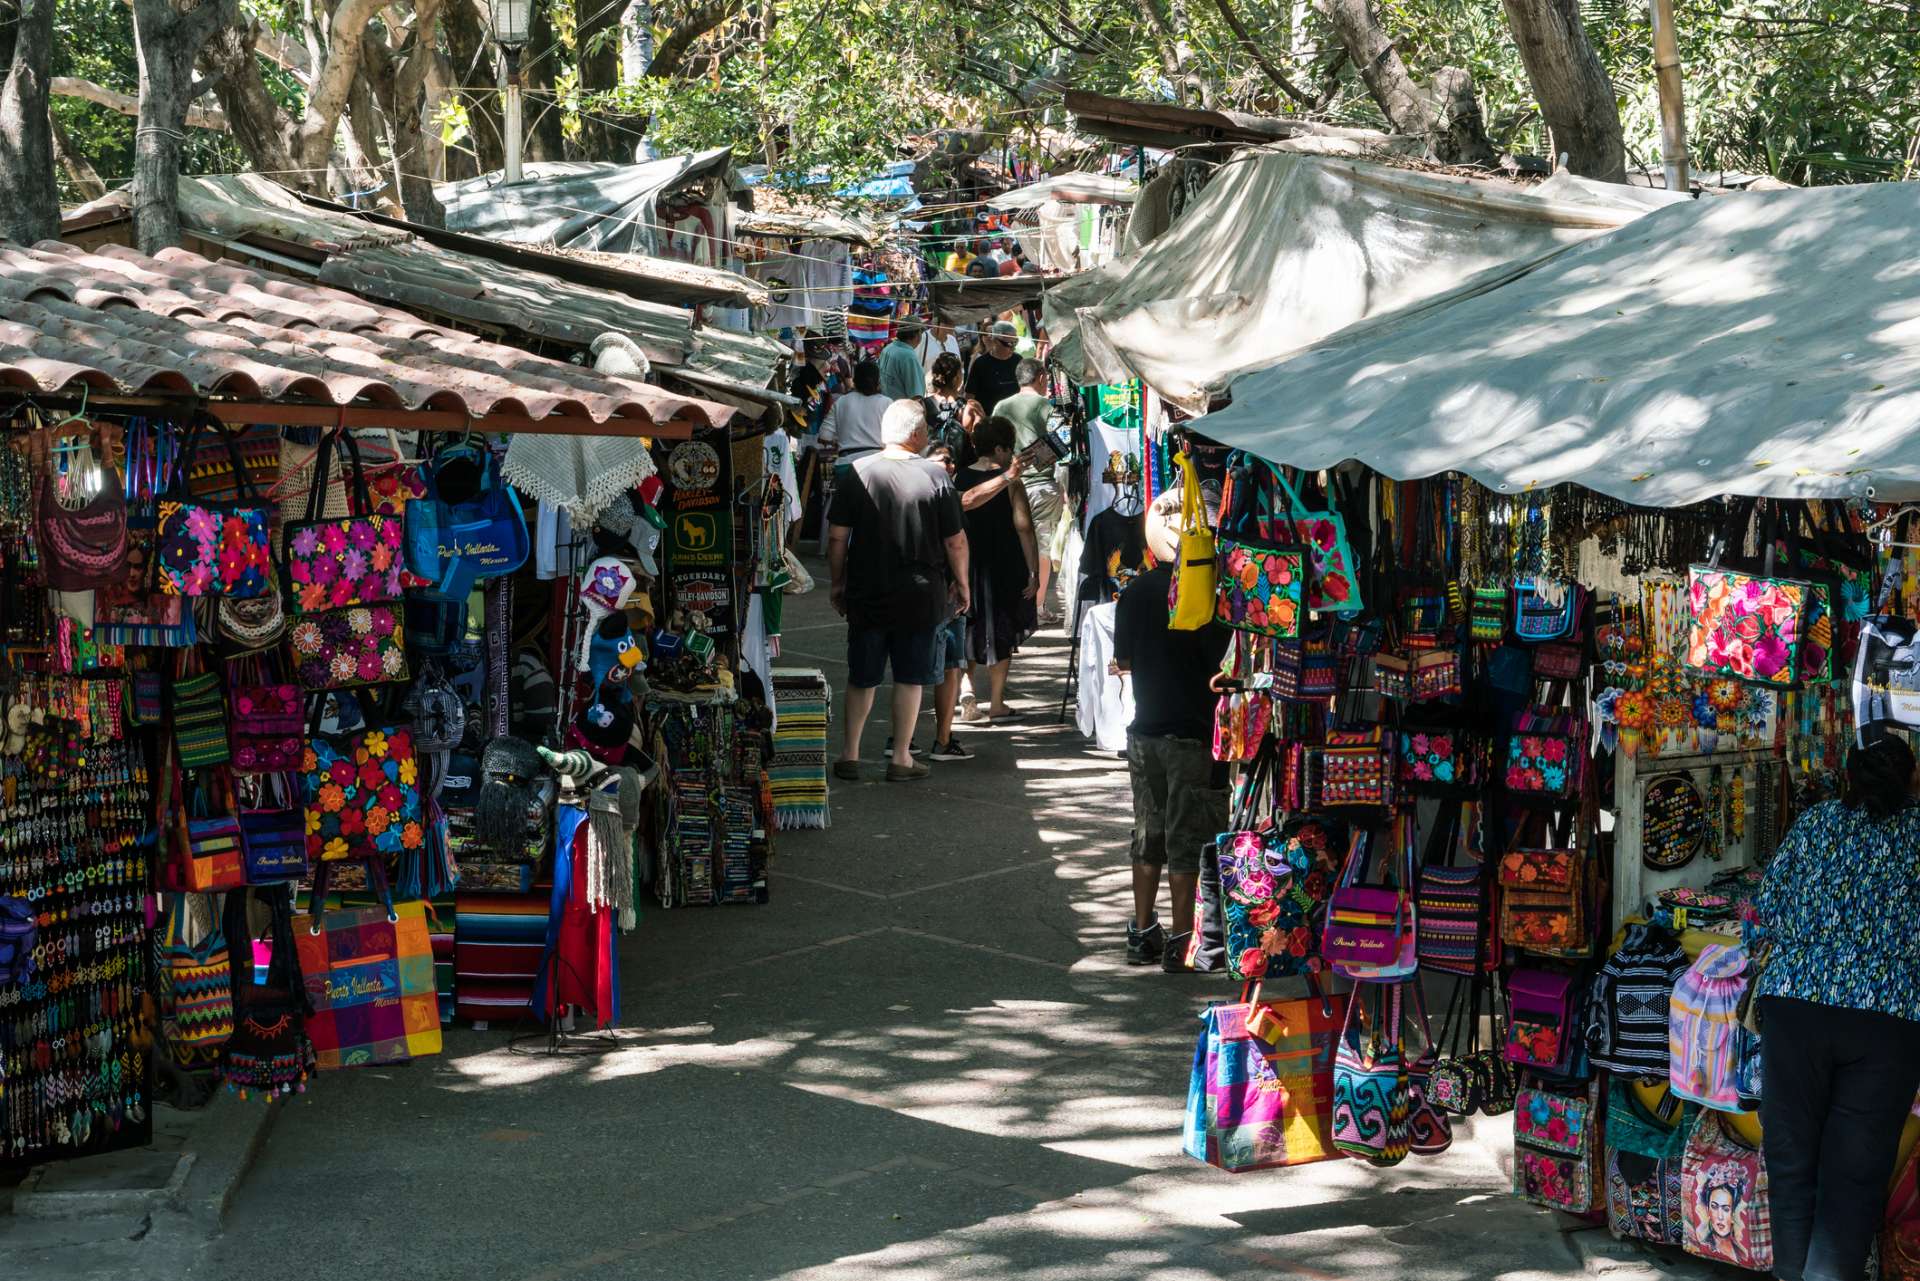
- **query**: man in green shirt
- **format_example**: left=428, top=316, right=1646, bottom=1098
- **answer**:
left=878, top=317, right=926, bottom=400
left=995, top=360, right=1066, bottom=624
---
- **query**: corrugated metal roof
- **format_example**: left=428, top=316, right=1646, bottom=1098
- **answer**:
left=0, top=240, right=737, bottom=429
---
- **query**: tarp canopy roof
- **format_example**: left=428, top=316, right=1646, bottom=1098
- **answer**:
left=437, top=149, right=736, bottom=254
left=1199, top=180, right=1920, bottom=506
left=1057, top=148, right=1687, bottom=409
left=990, top=172, right=1137, bottom=211
left=924, top=273, right=1056, bottom=325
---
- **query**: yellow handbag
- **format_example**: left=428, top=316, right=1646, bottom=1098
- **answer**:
left=1168, top=450, right=1218, bottom=631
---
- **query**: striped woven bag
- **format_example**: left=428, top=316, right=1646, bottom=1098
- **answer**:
left=156, top=894, right=235, bottom=1068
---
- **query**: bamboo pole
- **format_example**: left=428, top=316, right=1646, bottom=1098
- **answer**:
left=1650, top=0, right=1691, bottom=192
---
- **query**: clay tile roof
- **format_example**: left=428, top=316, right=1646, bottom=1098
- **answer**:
left=0, top=239, right=740, bottom=430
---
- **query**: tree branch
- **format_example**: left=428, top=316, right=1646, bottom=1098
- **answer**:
left=1209, top=0, right=1317, bottom=107
left=293, top=0, right=389, bottom=182
left=648, top=0, right=743, bottom=79
left=51, top=114, right=108, bottom=201
left=53, top=74, right=230, bottom=130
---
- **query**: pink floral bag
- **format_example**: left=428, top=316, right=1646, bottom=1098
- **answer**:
left=284, top=429, right=405, bottom=614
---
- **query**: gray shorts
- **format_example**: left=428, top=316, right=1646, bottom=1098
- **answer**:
left=1126, top=732, right=1228, bottom=874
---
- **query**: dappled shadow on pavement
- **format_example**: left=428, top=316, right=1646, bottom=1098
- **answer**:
left=208, top=572, right=1590, bottom=1281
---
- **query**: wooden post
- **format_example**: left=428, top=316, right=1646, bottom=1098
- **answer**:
left=1650, top=0, right=1690, bottom=192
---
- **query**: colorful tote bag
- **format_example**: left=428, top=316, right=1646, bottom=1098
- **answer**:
left=302, top=725, right=425, bottom=864
left=1183, top=984, right=1348, bottom=1172
left=157, top=894, right=235, bottom=1068
left=230, top=677, right=304, bottom=774
left=1323, top=826, right=1417, bottom=981
left=1685, top=564, right=1810, bottom=689
left=295, top=864, right=443, bottom=1070
left=1212, top=453, right=1307, bottom=639
left=1332, top=981, right=1411, bottom=1166
left=1503, top=704, right=1585, bottom=803
left=287, top=605, right=409, bottom=690
left=1513, top=1078, right=1603, bottom=1215
left=1415, top=806, right=1492, bottom=976
left=1168, top=450, right=1218, bottom=632
left=1513, top=577, right=1584, bottom=642
left=1680, top=1111, right=1772, bottom=1270
left=155, top=414, right=275, bottom=599
left=1606, top=1081, right=1692, bottom=1246
left=1271, top=468, right=1363, bottom=615
left=171, top=669, right=231, bottom=769
left=1402, top=984, right=1453, bottom=1156
left=285, top=429, right=406, bottom=613
left=1218, top=811, right=1341, bottom=982
left=404, top=440, right=530, bottom=599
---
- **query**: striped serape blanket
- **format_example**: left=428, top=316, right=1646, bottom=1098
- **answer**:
left=769, top=668, right=831, bottom=831
left=454, top=892, right=549, bottom=1024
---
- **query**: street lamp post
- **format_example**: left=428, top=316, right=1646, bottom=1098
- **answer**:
left=488, top=0, right=532, bottom=182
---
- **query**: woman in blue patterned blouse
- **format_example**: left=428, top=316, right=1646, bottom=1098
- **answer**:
left=1751, top=735, right=1920, bottom=1281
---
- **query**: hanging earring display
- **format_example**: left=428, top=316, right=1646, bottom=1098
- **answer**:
left=1642, top=773, right=1707, bottom=871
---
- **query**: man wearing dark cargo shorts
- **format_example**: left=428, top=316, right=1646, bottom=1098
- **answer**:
left=828, top=400, right=970, bottom=782
left=1112, top=489, right=1230, bottom=971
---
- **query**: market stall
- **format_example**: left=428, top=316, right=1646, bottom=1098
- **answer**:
left=0, top=237, right=795, bottom=1165
left=1168, top=438, right=1893, bottom=1271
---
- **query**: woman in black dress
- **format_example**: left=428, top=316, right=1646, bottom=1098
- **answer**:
left=954, top=415, right=1038, bottom=719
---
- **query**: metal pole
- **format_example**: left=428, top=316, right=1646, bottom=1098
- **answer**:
left=503, top=48, right=525, bottom=182
left=1649, top=0, right=1690, bottom=192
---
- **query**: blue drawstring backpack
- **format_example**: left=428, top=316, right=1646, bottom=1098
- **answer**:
left=405, top=441, right=529, bottom=600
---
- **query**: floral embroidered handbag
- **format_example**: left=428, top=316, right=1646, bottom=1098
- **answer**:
left=1332, top=980, right=1411, bottom=1166
left=1270, top=467, right=1364, bottom=615
left=155, top=414, right=275, bottom=599
left=1398, top=717, right=1484, bottom=798
left=1505, top=967, right=1580, bottom=1072
left=302, top=723, right=424, bottom=864
left=1503, top=703, right=1586, bottom=804
left=288, top=605, right=409, bottom=690
left=284, top=428, right=406, bottom=613
left=1513, top=1076, right=1603, bottom=1215
left=1218, top=804, right=1343, bottom=982
left=1213, top=454, right=1307, bottom=640
left=228, top=655, right=305, bottom=774
left=1498, top=818, right=1590, bottom=959
left=1323, top=824, right=1418, bottom=981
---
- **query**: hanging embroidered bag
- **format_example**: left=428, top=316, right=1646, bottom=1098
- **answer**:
left=1218, top=809, right=1343, bottom=982
left=284, top=428, right=406, bottom=612
left=1513, top=577, right=1584, bottom=643
left=240, top=775, right=308, bottom=884
left=1317, top=725, right=1394, bottom=813
left=155, top=414, right=275, bottom=598
left=1270, top=467, right=1363, bottom=615
left=1513, top=1077, right=1603, bottom=1215
left=287, top=605, right=409, bottom=691
left=1505, top=967, right=1580, bottom=1073
left=229, top=661, right=304, bottom=774
left=1415, top=805, right=1493, bottom=976
left=1498, top=813, right=1590, bottom=957
left=1470, top=585, right=1508, bottom=642
left=171, top=666, right=231, bottom=769
left=302, top=723, right=424, bottom=864
left=1502, top=703, right=1585, bottom=804
left=1212, top=454, right=1307, bottom=640
left=1403, top=983, right=1453, bottom=1156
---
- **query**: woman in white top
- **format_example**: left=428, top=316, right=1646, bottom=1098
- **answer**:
left=821, top=361, right=890, bottom=461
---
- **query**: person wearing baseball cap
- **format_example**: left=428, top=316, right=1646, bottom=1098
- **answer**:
left=963, top=321, right=1022, bottom=415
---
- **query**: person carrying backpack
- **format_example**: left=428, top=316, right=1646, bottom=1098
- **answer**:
left=1747, top=735, right=1920, bottom=1281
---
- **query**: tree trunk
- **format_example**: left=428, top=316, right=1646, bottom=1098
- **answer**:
left=575, top=0, right=621, bottom=160
left=200, top=18, right=301, bottom=178
left=131, top=0, right=229, bottom=253
left=363, top=0, right=447, bottom=225
left=619, top=0, right=651, bottom=82
left=52, top=115, right=107, bottom=201
left=292, top=0, right=387, bottom=188
left=522, top=0, right=564, bottom=161
left=1500, top=0, right=1625, bottom=181
left=0, top=0, right=58, bottom=244
left=1314, top=0, right=1494, bottom=164
left=440, top=0, right=503, bottom=173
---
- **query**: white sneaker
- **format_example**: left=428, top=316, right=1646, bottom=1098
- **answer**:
left=961, top=694, right=986, bottom=723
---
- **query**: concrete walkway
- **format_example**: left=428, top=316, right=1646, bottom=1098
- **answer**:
left=150, top=579, right=1712, bottom=1279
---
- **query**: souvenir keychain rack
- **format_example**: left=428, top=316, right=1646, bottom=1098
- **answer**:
left=0, top=685, right=154, bottom=1164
